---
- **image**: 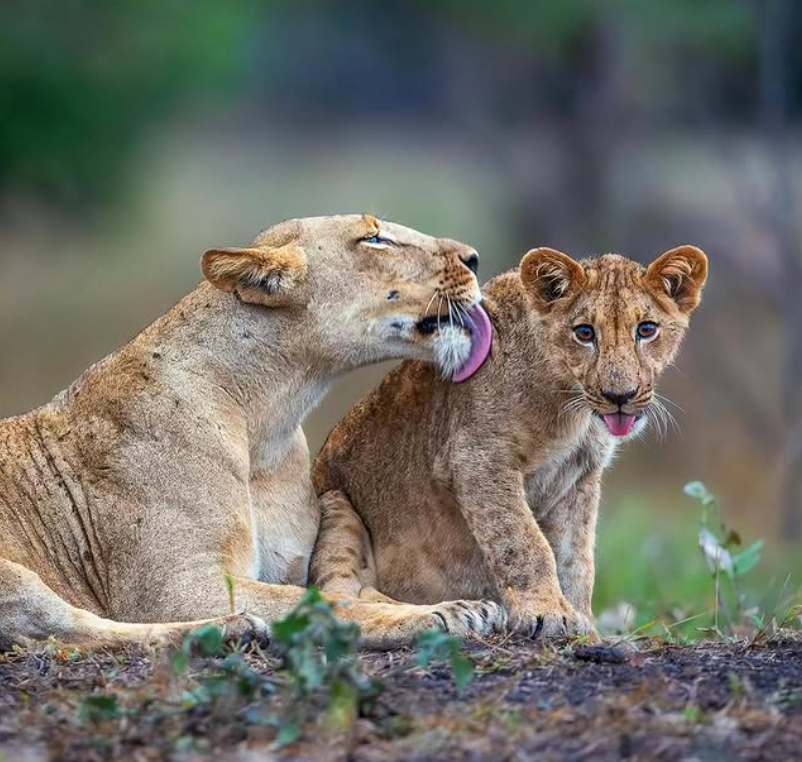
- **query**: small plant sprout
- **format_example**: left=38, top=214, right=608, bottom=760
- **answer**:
left=684, top=481, right=764, bottom=636
left=272, top=587, right=379, bottom=735
left=225, top=573, right=237, bottom=615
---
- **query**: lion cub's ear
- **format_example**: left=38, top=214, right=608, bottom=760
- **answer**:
left=201, top=243, right=308, bottom=307
left=520, top=247, right=586, bottom=311
left=645, top=245, right=708, bottom=314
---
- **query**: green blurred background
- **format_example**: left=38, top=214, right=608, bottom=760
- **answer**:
left=2, top=0, right=801, bottom=633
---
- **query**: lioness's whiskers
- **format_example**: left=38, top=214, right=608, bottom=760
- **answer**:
left=452, top=299, right=466, bottom=328
left=425, top=291, right=439, bottom=318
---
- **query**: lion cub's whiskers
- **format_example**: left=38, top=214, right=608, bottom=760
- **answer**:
left=652, top=398, right=680, bottom=439
left=560, top=395, right=589, bottom=418
left=655, top=392, right=685, bottom=414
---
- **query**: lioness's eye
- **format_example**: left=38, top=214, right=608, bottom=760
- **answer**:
left=636, top=321, right=659, bottom=340
left=573, top=324, right=595, bottom=344
left=363, top=235, right=393, bottom=246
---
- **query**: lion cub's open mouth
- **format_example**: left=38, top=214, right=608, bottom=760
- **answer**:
left=600, top=412, right=641, bottom=437
left=416, top=304, right=493, bottom=383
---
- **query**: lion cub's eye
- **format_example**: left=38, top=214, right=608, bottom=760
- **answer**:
left=573, top=324, right=596, bottom=344
left=636, top=321, right=659, bottom=340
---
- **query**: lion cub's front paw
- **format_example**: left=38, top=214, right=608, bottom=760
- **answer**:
left=571, top=610, right=599, bottom=641
left=427, top=599, right=508, bottom=637
left=506, top=591, right=590, bottom=640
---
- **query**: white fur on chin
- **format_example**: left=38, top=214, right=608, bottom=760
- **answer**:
left=433, top=325, right=472, bottom=379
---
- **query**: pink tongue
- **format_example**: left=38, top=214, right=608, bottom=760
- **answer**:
left=603, top=412, right=637, bottom=437
left=452, top=304, right=493, bottom=383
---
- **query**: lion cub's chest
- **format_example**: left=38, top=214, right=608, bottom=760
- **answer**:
left=523, top=418, right=614, bottom=520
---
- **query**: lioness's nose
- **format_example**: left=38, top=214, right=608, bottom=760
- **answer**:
left=602, top=389, right=637, bottom=407
left=460, top=251, right=479, bottom=275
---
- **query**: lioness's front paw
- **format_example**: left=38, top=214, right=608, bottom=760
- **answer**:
left=219, top=613, right=271, bottom=650
left=427, top=599, right=508, bottom=637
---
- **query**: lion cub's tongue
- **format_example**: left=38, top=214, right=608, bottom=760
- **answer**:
left=603, top=412, right=637, bottom=437
left=452, top=304, right=493, bottom=383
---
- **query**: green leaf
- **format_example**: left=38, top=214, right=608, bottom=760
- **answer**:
left=414, top=629, right=475, bottom=691
left=272, top=612, right=311, bottom=645
left=175, top=736, right=196, bottom=753
left=450, top=652, right=475, bottom=691
left=415, top=628, right=452, bottom=666
left=180, top=685, right=212, bottom=707
left=79, top=694, right=121, bottom=723
left=326, top=679, right=360, bottom=730
left=684, top=481, right=715, bottom=505
left=193, top=625, right=225, bottom=657
left=171, top=650, right=189, bottom=675
left=272, top=718, right=301, bottom=749
left=732, top=540, right=763, bottom=577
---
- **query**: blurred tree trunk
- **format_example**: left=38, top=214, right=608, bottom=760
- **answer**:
left=757, top=0, right=802, bottom=537
left=508, top=13, right=626, bottom=253
left=440, top=9, right=626, bottom=257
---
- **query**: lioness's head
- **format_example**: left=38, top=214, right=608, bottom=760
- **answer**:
left=520, top=245, right=708, bottom=438
left=201, top=214, right=491, bottom=380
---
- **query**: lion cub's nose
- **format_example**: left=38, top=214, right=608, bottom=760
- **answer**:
left=602, top=389, right=638, bottom=407
left=460, top=251, right=480, bottom=275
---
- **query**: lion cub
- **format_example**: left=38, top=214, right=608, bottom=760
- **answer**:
left=311, top=245, right=707, bottom=637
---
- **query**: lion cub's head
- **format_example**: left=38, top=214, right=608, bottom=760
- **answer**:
left=201, top=214, right=490, bottom=380
left=520, top=245, right=708, bottom=438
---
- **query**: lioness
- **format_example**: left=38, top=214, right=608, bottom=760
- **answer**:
left=311, top=245, right=707, bottom=637
left=0, top=214, right=506, bottom=651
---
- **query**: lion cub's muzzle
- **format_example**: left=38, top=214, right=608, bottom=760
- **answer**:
left=588, top=387, right=653, bottom=438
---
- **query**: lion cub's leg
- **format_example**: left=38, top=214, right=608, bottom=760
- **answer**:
left=0, top=558, right=268, bottom=652
left=306, top=490, right=507, bottom=647
left=310, top=489, right=393, bottom=602
left=538, top=472, right=602, bottom=639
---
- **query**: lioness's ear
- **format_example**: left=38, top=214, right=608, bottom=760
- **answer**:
left=520, top=247, right=586, bottom=311
left=201, top=243, right=308, bottom=307
left=645, top=245, right=708, bottom=314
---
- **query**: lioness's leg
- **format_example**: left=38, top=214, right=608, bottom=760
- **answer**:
left=0, top=559, right=267, bottom=651
left=230, top=575, right=505, bottom=650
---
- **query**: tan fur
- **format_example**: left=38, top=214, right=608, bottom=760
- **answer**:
left=0, top=214, right=507, bottom=652
left=311, top=246, right=707, bottom=638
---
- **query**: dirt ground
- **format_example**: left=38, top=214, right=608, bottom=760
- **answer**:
left=2, top=635, right=802, bottom=762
